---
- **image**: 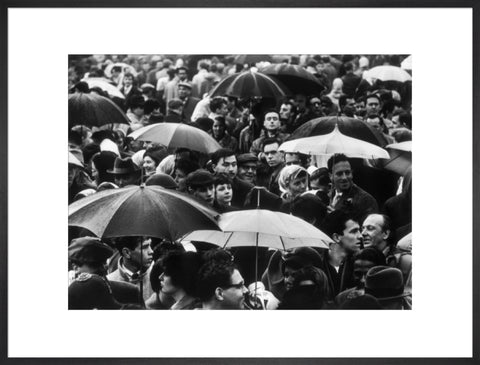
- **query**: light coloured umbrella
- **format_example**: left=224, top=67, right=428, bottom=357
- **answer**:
left=401, top=55, right=412, bottom=71
left=363, top=65, right=412, bottom=83
left=382, top=141, right=412, bottom=175
left=279, top=124, right=390, bottom=159
left=81, top=77, right=125, bottom=99
left=128, top=123, right=222, bottom=154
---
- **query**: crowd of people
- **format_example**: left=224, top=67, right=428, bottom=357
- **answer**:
left=68, top=54, right=412, bottom=310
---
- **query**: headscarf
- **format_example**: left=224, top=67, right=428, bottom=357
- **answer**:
left=278, top=165, right=308, bottom=197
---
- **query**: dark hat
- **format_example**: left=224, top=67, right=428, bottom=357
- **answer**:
left=364, top=266, right=410, bottom=301
left=237, top=153, right=258, bottom=165
left=68, top=236, right=114, bottom=264
left=282, top=246, right=323, bottom=271
left=107, top=157, right=141, bottom=175
left=68, top=273, right=122, bottom=309
left=145, top=173, right=178, bottom=189
left=185, top=169, right=215, bottom=188
left=178, top=81, right=192, bottom=89
left=92, top=151, right=117, bottom=173
left=168, top=98, right=183, bottom=110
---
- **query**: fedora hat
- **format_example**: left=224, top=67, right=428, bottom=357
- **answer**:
left=364, top=266, right=410, bottom=301
left=107, top=157, right=141, bottom=175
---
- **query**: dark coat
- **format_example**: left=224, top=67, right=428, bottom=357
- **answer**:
left=182, top=96, right=200, bottom=123
left=331, top=183, right=379, bottom=223
left=108, top=279, right=144, bottom=307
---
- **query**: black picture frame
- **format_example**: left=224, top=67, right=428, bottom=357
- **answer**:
left=1, top=2, right=478, bottom=364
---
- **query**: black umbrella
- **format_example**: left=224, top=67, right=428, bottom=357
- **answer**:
left=209, top=70, right=290, bottom=101
left=287, top=116, right=388, bottom=147
left=69, top=92, right=130, bottom=128
left=259, top=63, right=325, bottom=96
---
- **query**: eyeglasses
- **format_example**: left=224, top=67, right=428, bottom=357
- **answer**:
left=223, top=282, right=245, bottom=290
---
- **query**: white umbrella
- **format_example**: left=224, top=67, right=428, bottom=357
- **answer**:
left=401, top=55, right=412, bottom=71
left=81, top=77, right=125, bottom=99
left=382, top=141, right=412, bottom=175
left=128, top=123, right=222, bottom=154
left=363, top=65, right=412, bottom=83
left=279, top=124, right=390, bottom=159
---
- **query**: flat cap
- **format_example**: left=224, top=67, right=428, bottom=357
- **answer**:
left=68, top=236, right=114, bottom=264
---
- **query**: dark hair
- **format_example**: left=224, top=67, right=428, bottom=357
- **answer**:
left=162, top=251, right=203, bottom=296
left=115, top=236, right=144, bottom=254
left=210, top=148, right=235, bottom=166
left=111, top=66, right=122, bottom=73
left=69, top=130, right=83, bottom=147
left=123, top=72, right=135, bottom=81
left=210, top=97, right=227, bottom=113
left=327, top=153, right=350, bottom=172
left=91, top=151, right=117, bottom=184
left=196, top=260, right=237, bottom=302
left=144, top=99, right=161, bottom=115
left=175, top=158, right=200, bottom=175
left=291, top=194, right=327, bottom=226
left=366, top=93, right=381, bottom=103
left=176, top=66, right=188, bottom=73
left=128, top=95, right=145, bottom=110
left=344, top=62, right=354, bottom=72
left=144, top=145, right=167, bottom=165
left=194, top=117, right=215, bottom=132
left=213, top=116, right=226, bottom=127
left=262, top=137, right=281, bottom=151
left=322, top=210, right=358, bottom=238
left=353, top=247, right=387, bottom=266
left=214, top=173, right=233, bottom=187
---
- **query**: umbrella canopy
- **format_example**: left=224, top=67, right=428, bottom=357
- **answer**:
left=81, top=77, right=125, bottom=99
left=234, top=54, right=273, bottom=65
left=68, top=92, right=130, bottom=128
left=381, top=141, right=412, bottom=175
left=69, top=185, right=221, bottom=240
left=209, top=70, right=290, bottom=100
left=279, top=125, right=390, bottom=159
left=68, top=151, right=84, bottom=168
left=182, top=209, right=332, bottom=251
left=128, top=123, right=222, bottom=154
left=363, top=65, right=412, bottom=83
left=287, top=116, right=388, bottom=147
left=401, top=55, right=412, bottom=71
left=104, top=62, right=138, bottom=78
left=259, top=63, right=325, bottom=96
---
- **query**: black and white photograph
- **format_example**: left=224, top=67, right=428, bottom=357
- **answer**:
left=67, top=54, right=413, bottom=311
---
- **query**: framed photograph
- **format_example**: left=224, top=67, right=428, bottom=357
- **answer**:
left=2, top=3, right=477, bottom=364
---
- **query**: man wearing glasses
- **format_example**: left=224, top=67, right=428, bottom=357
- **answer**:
left=196, top=261, right=248, bottom=310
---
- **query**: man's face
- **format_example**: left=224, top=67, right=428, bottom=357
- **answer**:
left=237, top=163, right=256, bottom=183
left=331, top=161, right=353, bottom=192
left=279, top=104, right=293, bottom=120
left=362, top=214, right=388, bottom=249
left=336, top=219, right=363, bottom=254
left=283, top=266, right=299, bottom=291
left=178, top=85, right=190, bottom=99
left=264, top=112, right=280, bottom=131
left=263, top=142, right=283, bottom=167
left=212, top=120, right=226, bottom=139
left=366, top=117, right=382, bottom=132
left=391, top=115, right=403, bottom=129
left=123, top=76, right=133, bottom=87
left=115, top=173, right=138, bottom=188
left=366, top=97, right=380, bottom=114
left=294, top=95, right=307, bottom=111
left=192, top=184, right=215, bottom=206
left=177, top=69, right=188, bottom=81
left=353, top=259, right=375, bottom=288
left=221, top=269, right=247, bottom=309
left=215, top=183, right=233, bottom=205
left=213, top=155, right=237, bottom=179
left=127, top=237, right=154, bottom=270
left=285, top=153, right=300, bottom=166
left=310, top=98, right=322, bottom=114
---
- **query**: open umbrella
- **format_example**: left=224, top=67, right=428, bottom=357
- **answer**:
left=381, top=141, right=412, bottom=175
left=104, top=62, right=138, bottom=78
left=81, top=77, right=125, bottom=99
left=279, top=125, right=390, bottom=159
left=69, top=185, right=221, bottom=240
left=401, top=55, right=412, bottom=71
left=259, top=63, right=325, bottom=95
left=128, top=123, right=222, bottom=154
left=363, top=65, right=412, bottom=83
left=234, top=54, right=273, bottom=65
left=209, top=70, right=290, bottom=100
left=287, top=116, right=388, bottom=147
left=69, top=92, right=130, bottom=128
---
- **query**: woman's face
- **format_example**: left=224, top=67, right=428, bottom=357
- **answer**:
left=143, top=156, right=157, bottom=175
left=91, top=162, right=99, bottom=182
left=288, top=175, right=307, bottom=198
left=212, top=120, right=225, bottom=139
left=215, top=183, right=232, bottom=205
left=160, top=273, right=178, bottom=296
